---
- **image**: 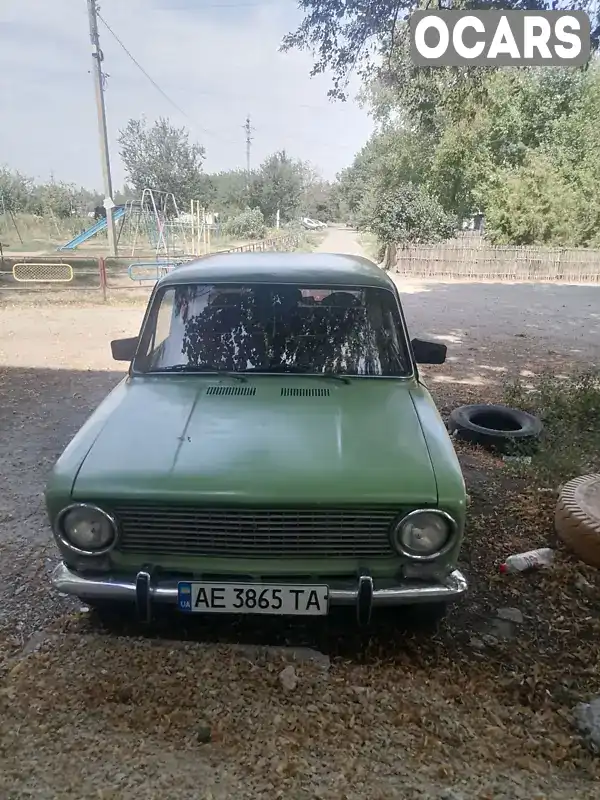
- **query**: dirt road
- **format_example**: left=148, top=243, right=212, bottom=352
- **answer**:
left=316, top=226, right=370, bottom=257
left=317, top=227, right=599, bottom=370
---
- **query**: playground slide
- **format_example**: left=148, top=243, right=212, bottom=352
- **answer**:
left=57, top=206, right=127, bottom=251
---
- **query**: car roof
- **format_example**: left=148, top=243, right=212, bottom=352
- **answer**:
left=157, top=252, right=396, bottom=291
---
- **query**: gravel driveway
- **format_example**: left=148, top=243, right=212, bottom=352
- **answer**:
left=0, top=241, right=599, bottom=798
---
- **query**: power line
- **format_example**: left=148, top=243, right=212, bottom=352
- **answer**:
left=97, top=12, right=193, bottom=123
left=96, top=10, right=238, bottom=144
left=97, top=12, right=337, bottom=114
left=95, top=10, right=364, bottom=163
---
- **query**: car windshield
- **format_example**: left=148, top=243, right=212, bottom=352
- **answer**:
left=134, top=282, right=411, bottom=377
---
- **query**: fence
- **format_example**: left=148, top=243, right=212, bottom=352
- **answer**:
left=0, top=233, right=301, bottom=300
left=389, top=233, right=600, bottom=283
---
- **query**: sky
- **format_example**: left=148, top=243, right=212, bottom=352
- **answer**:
left=0, top=0, right=374, bottom=192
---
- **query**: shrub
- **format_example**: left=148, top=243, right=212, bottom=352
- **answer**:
left=503, top=369, right=600, bottom=485
left=223, top=207, right=266, bottom=240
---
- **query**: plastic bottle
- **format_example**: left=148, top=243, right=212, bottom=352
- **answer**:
left=499, top=547, right=554, bottom=574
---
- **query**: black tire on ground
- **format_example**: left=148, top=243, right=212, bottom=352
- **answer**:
left=555, top=474, right=600, bottom=568
left=448, top=403, right=543, bottom=452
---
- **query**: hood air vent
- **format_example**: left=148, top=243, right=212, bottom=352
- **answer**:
left=281, top=387, right=330, bottom=397
left=206, top=385, right=256, bottom=396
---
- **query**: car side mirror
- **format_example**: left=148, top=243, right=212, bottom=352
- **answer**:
left=111, top=336, right=139, bottom=362
left=411, top=338, right=447, bottom=365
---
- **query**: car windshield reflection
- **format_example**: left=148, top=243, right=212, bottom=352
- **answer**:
left=134, top=282, right=411, bottom=377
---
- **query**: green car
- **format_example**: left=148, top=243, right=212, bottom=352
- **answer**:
left=46, top=253, right=468, bottom=626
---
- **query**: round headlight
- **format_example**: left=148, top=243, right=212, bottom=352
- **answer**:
left=57, top=504, right=117, bottom=554
left=391, top=510, right=455, bottom=560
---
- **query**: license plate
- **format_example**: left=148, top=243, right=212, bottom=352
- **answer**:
left=177, top=582, right=329, bottom=616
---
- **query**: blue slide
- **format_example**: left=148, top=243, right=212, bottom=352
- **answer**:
left=57, top=206, right=127, bottom=251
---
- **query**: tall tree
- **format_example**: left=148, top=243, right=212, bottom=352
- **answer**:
left=250, top=151, right=304, bottom=223
left=118, top=117, right=206, bottom=207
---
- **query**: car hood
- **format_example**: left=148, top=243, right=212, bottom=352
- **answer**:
left=71, top=375, right=438, bottom=505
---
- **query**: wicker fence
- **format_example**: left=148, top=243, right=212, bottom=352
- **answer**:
left=390, top=234, right=600, bottom=283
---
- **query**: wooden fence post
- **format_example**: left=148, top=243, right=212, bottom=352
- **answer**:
left=99, top=257, right=107, bottom=301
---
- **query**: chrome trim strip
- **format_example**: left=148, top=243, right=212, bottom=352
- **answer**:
left=135, top=570, right=152, bottom=623
left=51, top=564, right=468, bottom=606
left=390, top=509, right=459, bottom=562
left=54, top=504, right=119, bottom=556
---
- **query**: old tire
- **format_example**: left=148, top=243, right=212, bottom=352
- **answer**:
left=555, top=475, right=600, bottom=568
left=448, top=403, right=543, bottom=452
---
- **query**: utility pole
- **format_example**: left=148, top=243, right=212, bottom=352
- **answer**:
left=87, top=0, right=117, bottom=256
left=243, top=114, right=254, bottom=194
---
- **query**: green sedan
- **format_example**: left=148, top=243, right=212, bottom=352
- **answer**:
left=46, top=253, right=468, bottom=626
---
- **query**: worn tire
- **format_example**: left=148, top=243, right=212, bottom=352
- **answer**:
left=448, top=403, right=543, bottom=452
left=555, top=475, right=600, bottom=568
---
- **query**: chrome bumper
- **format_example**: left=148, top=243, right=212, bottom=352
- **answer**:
left=51, top=563, right=467, bottom=624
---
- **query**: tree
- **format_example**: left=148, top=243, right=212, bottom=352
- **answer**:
left=334, top=124, right=433, bottom=225
left=361, top=182, right=456, bottom=262
left=209, top=170, right=249, bottom=215
left=118, top=117, right=206, bottom=207
left=250, top=151, right=304, bottom=224
left=223, top=208, right=266, bottom=240
left=300, top=178, right=336, bottom=220
left=282, top=1, right=598, bottom=100
left=30, top=180, right=78, bottom=218
left=0, top=167, right=34, bottom=213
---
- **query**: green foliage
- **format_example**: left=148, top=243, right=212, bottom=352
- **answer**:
left=223, top=207, right=266, bottom=240
left=249, top=151, right=304, bottom=224
left=299, top=175, right=337, bottom=221
left=483, top=154, right=579, bottom=246
left=503, top=370, right=600, bottom=485
left=202, top=157, right=332, bottom=224
left=287, top=3, right=600, bottom=247
left=205, top=170, right=248, bottom=216
left=30, top=181, right=78, bottom=218
left=362, top=182, right=456, bottom=248
left=282, top=2, right=598, bottom=100
left=332, top=61, right=600, bottom=248
left=0, top=167, right=34, bottom=212
left=0, top=166, right=108, bottom=219
left=118, top=116, right=206, bottom=206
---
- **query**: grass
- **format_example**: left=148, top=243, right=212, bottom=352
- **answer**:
left=292, top=229, right=326, bottom=252
left=0, top=213, right=90, bottom=253
left=503, top=369, right=600, bottom=486
left=0, top=212, right=271, bottom=257
left=357, top=231, right=380, bottom=261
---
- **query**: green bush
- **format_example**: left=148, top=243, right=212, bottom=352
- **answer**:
left=223, top=207, right=266, bottom=240
left=503, top=370, right=600, bottom=485
left=361, top=182, right=456, bottom=249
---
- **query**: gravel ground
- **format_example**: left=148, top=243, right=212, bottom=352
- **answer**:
left=1, top=234, right=599, bottom=798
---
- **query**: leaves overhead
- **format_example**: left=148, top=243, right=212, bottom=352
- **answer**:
left=281, top=1, right=597, bottom=100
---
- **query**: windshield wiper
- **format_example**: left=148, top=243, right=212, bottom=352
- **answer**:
left=245, top=365, right=350, bottom=384
left=148, top=364, right=247, bottom=381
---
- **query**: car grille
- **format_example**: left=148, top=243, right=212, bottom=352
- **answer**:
left=114, top=505, right=399, bottom=559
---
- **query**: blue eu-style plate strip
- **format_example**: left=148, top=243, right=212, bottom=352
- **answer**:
left=178, top=581, right=192, bottom=612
